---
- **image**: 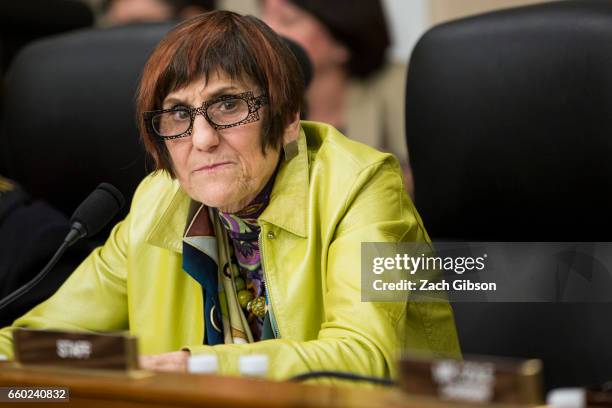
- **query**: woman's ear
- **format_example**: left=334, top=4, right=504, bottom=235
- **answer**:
left=282, top=112, right=301, bottom=145
left=282, top=113, right=301, bottom=160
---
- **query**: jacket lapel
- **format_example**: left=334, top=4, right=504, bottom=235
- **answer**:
left=259, top=128, right=309, bottom=238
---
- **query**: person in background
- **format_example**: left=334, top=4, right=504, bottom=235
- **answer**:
left=0, top=11, right=458, bottom=379
left=261, top=0, right=414, bottom=195
left=101, top=0, right=215, bottom=25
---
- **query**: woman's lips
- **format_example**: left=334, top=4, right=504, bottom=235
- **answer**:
left=193, top=162, right=233, bottom=173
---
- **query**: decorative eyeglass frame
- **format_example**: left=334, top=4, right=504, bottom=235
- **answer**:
left=143, top=91, right=269, bottom=140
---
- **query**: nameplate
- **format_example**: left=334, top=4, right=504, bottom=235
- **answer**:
left=13, top=328, right=138, bottom=371
left=399, top=354, right=542, bottom=405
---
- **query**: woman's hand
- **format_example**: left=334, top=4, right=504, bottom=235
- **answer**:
left=139, top=350, right=190, bottom=372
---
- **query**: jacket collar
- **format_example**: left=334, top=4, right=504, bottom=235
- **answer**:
left=146, top=126, right=310, bottom=253
left=259, top=127, right=309, bottom=238
left=146, top=180, right=190, bottom=253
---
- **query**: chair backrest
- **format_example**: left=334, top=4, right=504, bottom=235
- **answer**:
left=0, top=22, right=175, bottom=220
left=405, top=0, right=612, bottom=391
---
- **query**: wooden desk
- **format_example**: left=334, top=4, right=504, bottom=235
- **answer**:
left=0, top=363, right=506, bottom=408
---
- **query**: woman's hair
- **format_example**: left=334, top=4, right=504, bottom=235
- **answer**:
left=137, top=10, right=304, bottom=175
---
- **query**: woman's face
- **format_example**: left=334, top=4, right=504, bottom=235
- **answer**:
left=163, top=71, right=281, bottom=213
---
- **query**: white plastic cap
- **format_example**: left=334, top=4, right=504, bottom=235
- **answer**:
left=547, top=388, right=586, bottom=408
left=188, top=354, right=218, bottom=374
left=239, top=354, right=269, bottom=377
left=0, top=354, right=7, bottom=361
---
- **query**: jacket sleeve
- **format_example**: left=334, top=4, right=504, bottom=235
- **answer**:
left=186, top=158, right=461, bottom=381
left=0, top=213, right=130, bottom=359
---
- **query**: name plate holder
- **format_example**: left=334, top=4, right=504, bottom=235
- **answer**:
left=13, top=328, right=138, bottom=372
left=399, top=354, right=543, bottom=405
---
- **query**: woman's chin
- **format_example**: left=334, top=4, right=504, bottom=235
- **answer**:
left=189, top=186, right=240, bottom=211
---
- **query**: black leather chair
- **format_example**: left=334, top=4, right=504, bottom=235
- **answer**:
left=405, top=0, right=612, bottom=391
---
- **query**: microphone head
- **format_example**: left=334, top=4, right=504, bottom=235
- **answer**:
left=69, top=183, right=125, bottom=238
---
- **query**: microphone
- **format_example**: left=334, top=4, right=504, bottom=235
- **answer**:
left=65, top=183, right=125, bottom=246
left=0, top=183, right=125, bottom=312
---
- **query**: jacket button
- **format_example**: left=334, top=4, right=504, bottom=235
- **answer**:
left=267, top=231, right=275, bottom=240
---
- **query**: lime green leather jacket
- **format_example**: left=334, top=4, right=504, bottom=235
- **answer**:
left=0, top=121, right=460, bottom=379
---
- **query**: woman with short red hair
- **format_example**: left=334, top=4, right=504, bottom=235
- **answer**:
left=0, top=11, right=459, bottom=380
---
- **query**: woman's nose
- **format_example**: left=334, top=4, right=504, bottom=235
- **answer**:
left=190, top=114, right=219, bottom=151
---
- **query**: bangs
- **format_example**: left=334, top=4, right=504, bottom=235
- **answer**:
left=153, top=17, right=268, bottom=109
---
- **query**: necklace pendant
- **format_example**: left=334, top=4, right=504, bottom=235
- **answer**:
left=247, top=296, right=267, bottom=318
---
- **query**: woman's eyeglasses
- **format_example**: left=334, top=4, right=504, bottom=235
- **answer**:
left=143, top=91, right=268, bottom=140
